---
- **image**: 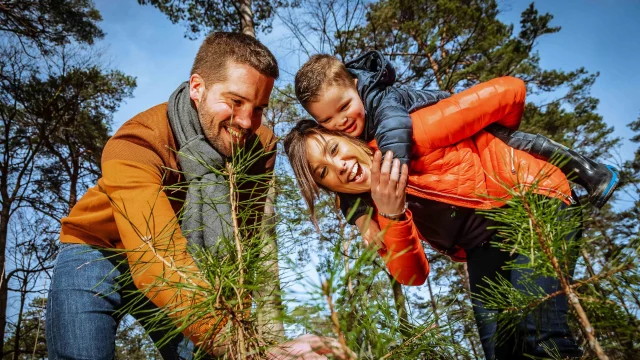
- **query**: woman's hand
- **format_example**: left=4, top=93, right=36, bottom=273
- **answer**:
left=267, top=334, right=356, bottom=359
left=370, top=150, right=408, bottom=217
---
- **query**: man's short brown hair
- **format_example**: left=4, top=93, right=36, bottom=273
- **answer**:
left=294, top=54, right=355, bottom=107
left=191, top=32, right=279, bottom=84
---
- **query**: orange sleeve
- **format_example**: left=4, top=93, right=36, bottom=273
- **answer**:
left=101, top=160, right=221, bottom=346
left=376, top=210, right=429, bottom=286
left=100, top=119, right=223, bottom=348
left=411, top=76, right=526, bottom=149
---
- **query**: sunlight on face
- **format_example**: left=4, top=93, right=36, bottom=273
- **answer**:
left=306, top=82, right=366, bottom=137
left=192, top=62, right=274, bottom=156
left=306, top=133, right=372, bottom=194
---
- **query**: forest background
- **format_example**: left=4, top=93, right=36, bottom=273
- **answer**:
left=1, top=0, right=639, bottom=358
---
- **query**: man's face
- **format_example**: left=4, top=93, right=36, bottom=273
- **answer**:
left=305, top=81, right=366, bottom=138
left=190, top=62, right=275, bottom=156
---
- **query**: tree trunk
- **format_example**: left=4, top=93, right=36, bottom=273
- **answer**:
left=68, top=158, right=79, bottom=210
left=388, top=274, right=411, bottom=335
left=238, top=0, right=255, bottom=37
left=256, top=181, right=285, bottom=340
left=12, top=276, right=29, bottom=360
left=426, top=276, right=440, bottom=328
left=240, top=0, right=285, bottom=341
left=0, top=205, right=10, bottom=356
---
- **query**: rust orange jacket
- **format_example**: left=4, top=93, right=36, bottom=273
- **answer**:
left=373, top=76, right=572, bottom=286
left=59, top=104, right=276, bottom=345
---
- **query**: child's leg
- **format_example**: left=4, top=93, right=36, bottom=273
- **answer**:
left=485, top=123, right=619, bottom=208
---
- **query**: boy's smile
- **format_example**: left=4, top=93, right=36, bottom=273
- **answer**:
left=305, top=81, right=366, bottom=137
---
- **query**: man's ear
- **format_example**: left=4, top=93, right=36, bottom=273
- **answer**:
left=189, top=74, right=205, bottom=104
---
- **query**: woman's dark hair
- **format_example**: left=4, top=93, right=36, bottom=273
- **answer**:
left=283, top=120, right=372, bottom=222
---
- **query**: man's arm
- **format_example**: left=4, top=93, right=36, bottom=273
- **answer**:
left=101, top=120, right=220, bottom=347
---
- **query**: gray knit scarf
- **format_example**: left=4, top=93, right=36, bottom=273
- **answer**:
left=167, top=81, right=231, bottom=254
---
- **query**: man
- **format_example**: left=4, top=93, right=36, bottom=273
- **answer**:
left=46, top=32, right=346, bottom=359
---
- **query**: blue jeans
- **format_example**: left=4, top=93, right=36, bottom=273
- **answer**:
left=466, top=201, right=583, bottom=359
left=46, top=243, right=195, bottom=360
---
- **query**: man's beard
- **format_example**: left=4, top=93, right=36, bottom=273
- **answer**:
left=198, top=105, right=250, bottom=157
left=199, top=113, right=231, bottom=157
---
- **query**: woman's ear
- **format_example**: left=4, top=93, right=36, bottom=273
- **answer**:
left=189, top=74, right=206, bottom=105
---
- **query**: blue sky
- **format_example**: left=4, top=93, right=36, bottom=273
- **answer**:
left=95, top=0, right=640, bottom=160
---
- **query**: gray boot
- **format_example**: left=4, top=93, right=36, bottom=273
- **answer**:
left=486, top=124, right=620, bottom=208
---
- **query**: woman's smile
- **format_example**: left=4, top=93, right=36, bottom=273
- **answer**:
left=347, top=161, right=367, bottom=183
left=306, top=134, right=372, bottom=194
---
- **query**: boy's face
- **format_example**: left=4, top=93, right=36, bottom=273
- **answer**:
left=306, top=81, right=365, bottom=137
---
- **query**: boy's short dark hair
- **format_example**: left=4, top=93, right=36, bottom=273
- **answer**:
left=294, top=54, right=355, bottom=107
left=191, top=32, right=279, bottom=85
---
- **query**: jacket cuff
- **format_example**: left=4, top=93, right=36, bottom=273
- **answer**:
left=377, top=209, right=419, bottom=251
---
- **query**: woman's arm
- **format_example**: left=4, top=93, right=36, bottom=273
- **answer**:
left=370, top=150, right=429, bottom=286
left=410, top=76, right=526, bottom=149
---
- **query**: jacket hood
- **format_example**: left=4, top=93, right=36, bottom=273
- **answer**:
left=345, top=50, right=396, bottom=100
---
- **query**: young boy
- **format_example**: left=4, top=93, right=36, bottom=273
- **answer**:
left=294, top=51, right=619, bottom=245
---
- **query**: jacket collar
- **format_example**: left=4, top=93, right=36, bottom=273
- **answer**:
left=345, top=50, right=396, bottom=101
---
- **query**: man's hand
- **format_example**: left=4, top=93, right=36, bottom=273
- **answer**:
left=267, top=334, right=356, bottom=359
left=354, top=215, right=385, bottom=250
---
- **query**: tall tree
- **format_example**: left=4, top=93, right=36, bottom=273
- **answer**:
left=137, top=0, right=292, bottom=38
left=31, top=58, right=136, bottom=219
left=354, top=1, right=618, bottom=156
left=0, top=42, right=135, bottom=355
left=140, top=0, right=291, bottom=342
left=0, top=0, right=103, bottom=53
left=0, top=44, right=49, bottom=353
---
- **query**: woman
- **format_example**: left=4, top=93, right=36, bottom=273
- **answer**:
left=283, top=79, right=584, bottom=359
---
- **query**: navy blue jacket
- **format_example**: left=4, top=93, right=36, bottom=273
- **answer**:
left=339, top=51, right=450, bottom=224
left=346, top=50, right=450, bottom=164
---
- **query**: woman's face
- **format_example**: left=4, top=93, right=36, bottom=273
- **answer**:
left=306, top=133, right=373, bottom=194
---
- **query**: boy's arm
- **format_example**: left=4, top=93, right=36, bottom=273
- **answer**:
left=410, top=76, right=526, bottom=149
left=373, top=88, right=450, bottom=165
left=372, top=89, right=416, bottom=165
left=409, top=88, right=451, bottom=112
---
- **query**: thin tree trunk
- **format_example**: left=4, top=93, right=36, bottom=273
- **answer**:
left=466, top=325, right=480, bottom=360
left=240, top=1, right=284, bottom=341
left=523, top=202, right=608, bottom=360
left=388, top=274, right=411, bottom=335
left=12, top=276, right=28, bottom=360
left=256, top=182, right=285, bottom=340
left=238, top=0, right=255, bottom=37
left=0, top=205, right=9, bottom=356
left=68, top=159, right=79, bottom=210
left=426, top=276, right=440, bottom=328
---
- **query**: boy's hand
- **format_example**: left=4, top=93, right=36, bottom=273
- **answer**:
left=355, top=215, right=385, bottom=250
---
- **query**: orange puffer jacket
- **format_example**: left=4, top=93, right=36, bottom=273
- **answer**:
left=374, top=76, right=572, bottom=286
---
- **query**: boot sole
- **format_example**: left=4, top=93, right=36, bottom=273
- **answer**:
left=592, top=165, right=620, bottom=208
